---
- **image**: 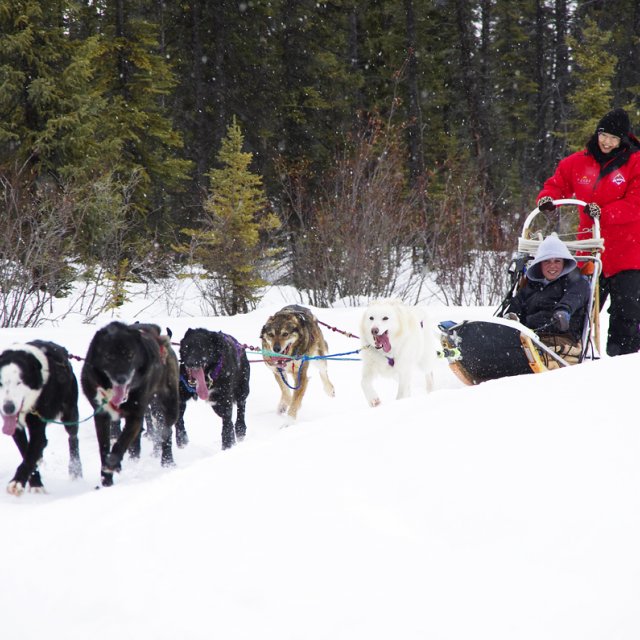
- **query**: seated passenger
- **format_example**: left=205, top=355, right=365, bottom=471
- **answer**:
left=504, top=234, right=590, bottom=367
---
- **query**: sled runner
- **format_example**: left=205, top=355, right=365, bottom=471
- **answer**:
left=439, top=199, right=604, bottom=385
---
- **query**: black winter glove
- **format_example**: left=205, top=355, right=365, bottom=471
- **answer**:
left=526, top=311, right=550, bottom=329
left=537, top=196, right=556, bottom=212
left=552, top=310, right=571, bottom=332
left=584, top=203, right=601, bottom=219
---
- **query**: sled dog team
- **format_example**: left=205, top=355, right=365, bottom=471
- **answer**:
left=0, top=299, right=437, bottom=495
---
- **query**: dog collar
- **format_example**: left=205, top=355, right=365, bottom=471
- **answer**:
left=180, top=374, right=197, bottom=394
left=208, top=355, right=224, bottom=383
left=96, top=387, right=123, bottom=419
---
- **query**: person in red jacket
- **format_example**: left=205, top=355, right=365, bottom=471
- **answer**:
left=537, top=108, right=640, bottom=356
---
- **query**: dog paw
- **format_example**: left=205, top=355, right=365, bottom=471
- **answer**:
left=280, top=414, right=296, bottom=428
left=369, top=398, right=381, bottom=408
left=277, top=402, right=289, bottom=414
left=28, top=485, right=47, bottom=495
left=69, top=462, right=83, bottom=479
left=104, top=453, right=122, bottom=473
left=6, top=481, right=25, bottom=496
left=101, top=473, right=114, bottom=488
left=176, top=432, right=189, bottom=448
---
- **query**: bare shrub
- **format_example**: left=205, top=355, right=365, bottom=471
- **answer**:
left=0, top=163, right=149, bottom=326
left=0, top=168, right=81, bottom=327
left=421, top=161, right=519, bottom=307
left=280, top=120, right=428, bottom=306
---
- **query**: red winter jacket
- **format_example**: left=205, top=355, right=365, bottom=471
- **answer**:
left=537, top=148, right=640, bottom=277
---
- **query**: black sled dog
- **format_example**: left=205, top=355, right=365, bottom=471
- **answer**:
left=179, top=328, right=250, bottom=450
left=81, top=322, right=180, bottom=487
left=0, top=341, right=82, bottom=496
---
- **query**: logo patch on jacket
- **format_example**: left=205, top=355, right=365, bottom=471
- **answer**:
left=612, top=173, right=626, bottom=186
left=577, top=175, right=591, bottom=185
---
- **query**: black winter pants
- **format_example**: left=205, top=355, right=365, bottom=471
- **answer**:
left=600, top=270, right=640, bottom=356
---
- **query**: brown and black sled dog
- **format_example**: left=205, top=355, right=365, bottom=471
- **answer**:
left=260, top=305, right=335, bottom=423
left=81, top=322, right=179, bottom=487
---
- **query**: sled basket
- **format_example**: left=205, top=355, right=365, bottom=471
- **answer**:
left=439, top=199, right=603, bottom=386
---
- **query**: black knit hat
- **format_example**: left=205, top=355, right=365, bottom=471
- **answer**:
left=597, top=108, right=631, bottom=138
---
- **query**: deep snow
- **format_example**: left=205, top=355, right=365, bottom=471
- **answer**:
left=1, top=283, right=639, bottom=640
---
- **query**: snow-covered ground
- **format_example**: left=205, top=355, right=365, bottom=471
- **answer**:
left=1, top=282, right=638, bottom=640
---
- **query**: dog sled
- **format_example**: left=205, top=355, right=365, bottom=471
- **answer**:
left=439, top=199, right=604, bottom=385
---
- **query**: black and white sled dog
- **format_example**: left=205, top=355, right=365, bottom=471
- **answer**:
left=0, top=341, right=82, bottom=495
left=81, top=322, right=180, bottom=487
left=360, top=298, right=437, bottom=407
left=179, top=328, right=250, bottom=450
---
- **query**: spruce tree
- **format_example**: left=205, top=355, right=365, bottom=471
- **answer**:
left=577, top=0, right=640, bottom=108
left=566, top=17, right=617, bottom=151
left=489, top=0, right=540, bottom=195
left=86, top=0, right=192, bottom=237
left=0, top=0, right=107, bottom=175
left=180, top=118, right=280, bottom=315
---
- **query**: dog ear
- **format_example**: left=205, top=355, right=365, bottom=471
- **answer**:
left=260, top=317, right=274, bottom=338
left=293, top=311, right=309, bottom=329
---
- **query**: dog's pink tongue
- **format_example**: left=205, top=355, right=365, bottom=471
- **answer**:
left=189, top=367, right=209, bottom=400
left=374, top=331, right=391, bottom=353
left=2, top=414, right=18, bottom=436
left=111, top=384, right=129, bottom=406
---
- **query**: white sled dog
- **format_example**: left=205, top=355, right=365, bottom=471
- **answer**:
left=360, top=298, right=437, bottom=407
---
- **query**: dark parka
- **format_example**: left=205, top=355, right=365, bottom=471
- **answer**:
left=506, top=235, right=591, bottom=342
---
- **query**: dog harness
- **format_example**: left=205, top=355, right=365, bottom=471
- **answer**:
left=186, top=333, right=245, bottom=390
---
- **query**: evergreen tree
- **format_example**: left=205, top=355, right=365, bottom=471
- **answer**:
left=0, top=1, right=127, bottom=284
left=180, top=118, right=280, bottom=315
left=163, top=0, right=229, bottom=194
left=0, top=0, right=192, bottom=275
left=86, top=0, right=192, bottom=234
left=491, top=1, right=540, bottom=184
left=275, top=0, right=360, bottom=168
left=0, top=0, right=107, bottom=176
left=566, top=17, right=617, bottom=150
left=410, top=0, right=459, bottom=169
left=3, top=0, right=640, bottom=301
left=577, top=0, right=640, bottom=109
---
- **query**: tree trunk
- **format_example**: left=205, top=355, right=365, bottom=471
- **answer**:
left=114, top=0, right=130, bottom=98
left=190, top=0, right=208, bottom=187
left=533, top=0, right=550, bottom=185
left=212, top=1, right=228, bottom=156
left=403, top=0, right=424, bottom=184
left=551, top=0, right=569, bottom=163
left=454, top=0, right=491, bottom=193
